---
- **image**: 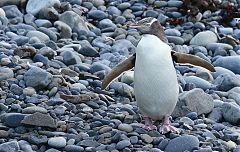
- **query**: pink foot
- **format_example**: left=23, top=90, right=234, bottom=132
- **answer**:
left=142, top=117, right=157, bottom=131
left=159, top=115, right=179, bottom=134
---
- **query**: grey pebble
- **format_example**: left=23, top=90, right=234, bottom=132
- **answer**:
left=213, top=56, right=240, bottom=74
left=165, top=135, right=199, bottom=152
left=207, top=43, right=233, bottom=51
left=166, top=36, right=184, bottom=45
left=0, top=67, right=14, bottom=81
left=0, top=141, right=20, bottom=152
left=48, top=137, right=67, bottom=148
left=65, top=145, right=84, bottom=152
left=158, top=139, right=168, bottom=151
left=208, top=107, right=223, bottom=122
left=21, top=112, right=56, bottom=128
left=18, top=140, right=34, bottom=152
left=24, top=67, right=53, bottom=90
left=222, top=102, right=240, bottom=125
left=165, top=29, right=181, bottom=36
left=116, top=140, right=131, bottom=150
left=88, top=10, right=108, bottom=20
left=60, top=49, right=82, bottom=66
left=213, top=73, right=240, bottom=91
left=26, top=0, right=60, bottom=16
left=118, top=123, right=133, bottom=133
left=26, top=31, right=50, bottom=42
left=190, top=31, right=218, bottom=46
left=184, top=76, right=213, bottom=90
left=79, top=40, right=99, bottom=57
left=173, top=88, right=214, bottom=117
left=3, top=113, right=26, bottom=127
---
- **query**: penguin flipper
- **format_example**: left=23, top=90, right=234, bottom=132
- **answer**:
left=101, top=54, right=136, bottom=90
left=171, top=51, right=216, bottom=72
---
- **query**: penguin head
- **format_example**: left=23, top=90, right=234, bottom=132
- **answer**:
left=128, top=17, right=168, bottom=43
left=127, top=17, right=158, bottom=34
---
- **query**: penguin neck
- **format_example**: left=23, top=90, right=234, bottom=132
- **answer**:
left=146, top=21, right=168, bottom=43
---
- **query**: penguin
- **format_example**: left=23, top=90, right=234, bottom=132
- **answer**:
left=102, top=17, right=215, bottom=134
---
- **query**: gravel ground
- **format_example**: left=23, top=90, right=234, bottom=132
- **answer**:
left=0, top=0, right=240, bottom=152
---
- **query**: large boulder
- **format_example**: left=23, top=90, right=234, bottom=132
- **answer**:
left=172, top=88, right=214, bottom=117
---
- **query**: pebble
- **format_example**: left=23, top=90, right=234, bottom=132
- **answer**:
left=212, top=67, right=235, bottom=79
left=3, top=113, right=26, bottom=127
left=26, top=0, right=60, bottom=16
left=166, top=36, right=184, bottom=45
left=207, top=43, right=233, bottom=51
left=0, top=141, right=20, bottom=152
left=60, top=49, right=82, bottom=66
left=0, top=67, right=14, bottom=81
left=116, top=140, right=131, bottom=150
left=21, top=112, right=56, bottom=128
left=213, top=73, right=240, bottom=91
left=48, top=137, right=67, bottom=148
left=22, top=106, right=48, bottom=114
left=165, top=29, right=181, bottom=36
left=0, top=8, right=5, bottom=17
left=173, top=88, right=214, bottom=117
left=24, top=67, right=53, bottom=90
left=59, top=11, right=89, bottom=35
left=65, top=145, right=84, bottom=152
left=190, top=31, right=218, bottom=46
left=88, top=10, right=108, bottom=20
left=184, top=76, right=213, bottom=90
left=165, top=135, right=199, bottom=152
left=118, top=123, right=133, bottom=133
left=140, top=134, right=153, bottom=144
left=222, top=102, right=240, bottom=125
left=213, top=56, right=240, bottom=74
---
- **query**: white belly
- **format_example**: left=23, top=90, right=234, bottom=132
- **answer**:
left=134, top=34, right=179, bottom=120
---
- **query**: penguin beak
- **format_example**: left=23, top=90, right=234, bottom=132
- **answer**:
left=101, top=55, right=135, bottom=90
left=172, top=52, right=216, bottom=72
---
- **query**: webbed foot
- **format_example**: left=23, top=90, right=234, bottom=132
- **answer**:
left=159, top=115, right=179, bottom=134
left=142, top=116, right=157, bottom=131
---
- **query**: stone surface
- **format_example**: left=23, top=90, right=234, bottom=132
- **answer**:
left=48, top=137, right=67, bottom=148
left=24, top=67, right=53, bottom=90
left=213, top=56, right=240, bottom=74
left=172, top=88, right=214, bottom=117
left=0, top=141, right=20, bottom=152
left=0, top=67, right=14, bottom=81
left=21, top=112, right=56, bottom=128
left=222, top=102, right=240, bottom=125
left=165, top=135, right=199, bottom=152
left=3, top=113, right=27, bottom=127
left=190, top=31, right=218, bottom=46
left=26, top=0, right=60, bottom=16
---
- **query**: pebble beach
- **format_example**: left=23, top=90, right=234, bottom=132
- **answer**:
left=0, top=0, right=240, bottom=152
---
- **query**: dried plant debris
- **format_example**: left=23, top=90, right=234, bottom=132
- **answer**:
left=180, top=0, right=240, bottom=25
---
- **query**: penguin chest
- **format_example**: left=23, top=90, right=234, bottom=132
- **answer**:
left=134, top=35, right=179, bottom=120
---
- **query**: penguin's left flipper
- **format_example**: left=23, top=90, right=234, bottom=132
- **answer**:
left=101, top=54, right=136, bottom=90
left=171, top=51, right=216, bottom=72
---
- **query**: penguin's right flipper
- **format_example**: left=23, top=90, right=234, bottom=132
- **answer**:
left=101, top=54, right=136, bottom=90
left=171, top=51, right=216, bottom=72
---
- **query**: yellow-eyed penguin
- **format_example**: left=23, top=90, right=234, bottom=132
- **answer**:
left=102, top=17, right=215, bottom=134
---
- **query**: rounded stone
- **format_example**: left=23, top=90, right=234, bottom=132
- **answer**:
left=24, top=67, right=53, bottom=90
left=118, top=124, right=133, bottom=133
left=116, top=140, right=131, bottom=150
left=48, top=137, right=67, bottom=148
left=190, top=31, right=218, bottom=46
left=213, top=56, right=240, bottom=74
left=165, top=135, right=199, bottom=152
left=0, top=67, right=14, bottom=81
